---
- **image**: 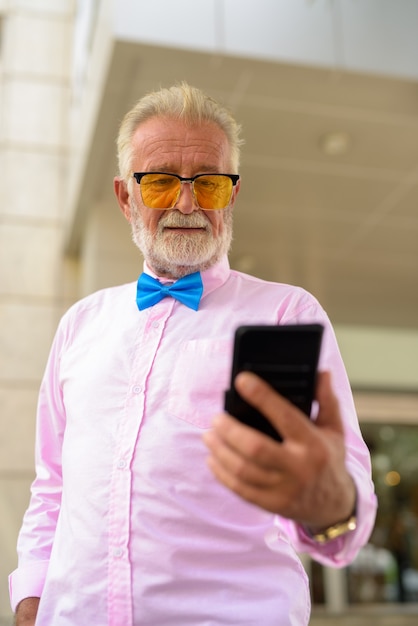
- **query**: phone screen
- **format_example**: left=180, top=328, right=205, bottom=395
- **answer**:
left=224, top=324, right=324, bottom=441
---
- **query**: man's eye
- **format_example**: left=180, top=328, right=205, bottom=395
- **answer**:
left=197, top=178, right=216, bottom=189
left=145, top=176, right=176, bottom=189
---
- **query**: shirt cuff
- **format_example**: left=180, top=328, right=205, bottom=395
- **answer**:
left=9, top=560, right=49, bottom=612
left=294, top=474, right=377, bottom=567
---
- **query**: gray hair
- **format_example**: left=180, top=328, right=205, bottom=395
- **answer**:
left=117, top=82, right=243, bottom=180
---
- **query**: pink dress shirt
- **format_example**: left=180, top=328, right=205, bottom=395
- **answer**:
left=9, top=256, right=377, bottom=625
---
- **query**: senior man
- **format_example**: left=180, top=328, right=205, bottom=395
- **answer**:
left=10, top=83, right=377, bottom=626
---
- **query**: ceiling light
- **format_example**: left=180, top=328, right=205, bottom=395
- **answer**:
left=320, top=131, right=351, bottom=156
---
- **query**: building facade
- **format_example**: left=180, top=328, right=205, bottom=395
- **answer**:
left=1, top=0, right=418, bottom=622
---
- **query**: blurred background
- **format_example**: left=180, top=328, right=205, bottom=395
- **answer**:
left=0, top=0, right=417, bottom=623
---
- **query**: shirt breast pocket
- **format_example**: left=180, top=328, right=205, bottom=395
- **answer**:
left=167, top=338, right=232, bottom=429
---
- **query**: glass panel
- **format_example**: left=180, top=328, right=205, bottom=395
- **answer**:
left=347, top=423, right=418, bottom=604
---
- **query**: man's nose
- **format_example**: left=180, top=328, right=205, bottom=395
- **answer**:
left=174, top=182, right=199, bottom=214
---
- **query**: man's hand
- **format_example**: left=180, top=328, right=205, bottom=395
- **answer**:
left=15, top=597, right=40, bottom=626
left=203, top=371, right=356, bottom=530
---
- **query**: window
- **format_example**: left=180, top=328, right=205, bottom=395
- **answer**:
left=310, top=392, right=418, bottom=608
left=347, top=423, right=418, bottom=604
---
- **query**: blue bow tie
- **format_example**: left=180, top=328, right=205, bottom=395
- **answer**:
left=136, top=271, right=203, bottom=311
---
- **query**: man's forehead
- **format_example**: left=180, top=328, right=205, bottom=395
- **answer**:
left=132, top=116, right=228, bottom=145
left=131, top=117, right=231, bottom=165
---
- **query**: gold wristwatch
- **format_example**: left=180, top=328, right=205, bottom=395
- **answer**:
left=310, top=512, right=357, bottom=544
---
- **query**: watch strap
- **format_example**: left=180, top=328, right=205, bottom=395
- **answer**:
left=310, top=513, right=357, bottom=544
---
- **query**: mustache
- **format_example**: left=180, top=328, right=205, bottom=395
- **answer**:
left=159, top=212, right=210, bottom=229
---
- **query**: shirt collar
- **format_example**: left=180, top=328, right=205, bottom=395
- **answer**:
left=142, top=256, right=230, bottom=300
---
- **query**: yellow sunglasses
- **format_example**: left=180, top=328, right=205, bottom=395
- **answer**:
left=132, top=172, right=240, bottom=210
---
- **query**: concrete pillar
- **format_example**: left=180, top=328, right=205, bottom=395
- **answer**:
left=323, top=565, right=348, bottom=612
left=0, top=1, right=74, bottom=620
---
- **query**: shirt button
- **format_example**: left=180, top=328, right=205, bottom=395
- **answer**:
left=152, top=320, right=160, bottom=328
left=113, top=547, right=123, bottom=558
left=132, top=385, right=142, bottom=394
left=117, top=460, right=127, bottom=469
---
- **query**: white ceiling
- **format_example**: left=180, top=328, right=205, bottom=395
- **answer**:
left=73, top=41, right=418, bottom=330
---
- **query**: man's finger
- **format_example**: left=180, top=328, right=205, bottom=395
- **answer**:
left=234, top=371, right=314, bottom=441
left=203, top=428, right=282, bottom=488
left=206, top=412, right=287, bottom=471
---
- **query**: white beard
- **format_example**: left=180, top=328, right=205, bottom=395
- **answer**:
left=129, top=199, right=233, bottom=279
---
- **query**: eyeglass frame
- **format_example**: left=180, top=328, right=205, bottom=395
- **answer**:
left=132, top=171, right=240, bottom=210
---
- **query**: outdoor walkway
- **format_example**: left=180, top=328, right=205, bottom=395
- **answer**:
left=310, top=604, right=418, bottom=625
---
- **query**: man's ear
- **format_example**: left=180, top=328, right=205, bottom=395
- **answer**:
left=230, top=177, right=241, bottom=208
left=114, top=177, right=132, bottom=222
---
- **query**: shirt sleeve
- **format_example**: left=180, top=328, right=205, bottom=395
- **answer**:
left=9, top=561, right=49, bottom=612
left=275, top=297, right=378, bottom=566
left=9, top=317, right=69, bottom=611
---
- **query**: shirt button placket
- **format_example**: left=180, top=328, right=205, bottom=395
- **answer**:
left=108, top=300, right=173, bottom=624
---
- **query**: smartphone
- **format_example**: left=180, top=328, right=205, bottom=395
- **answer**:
left=224, top=324, right=324, bottom=441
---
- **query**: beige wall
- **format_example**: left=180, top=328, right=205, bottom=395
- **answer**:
left=0, top=1, right=75, bottom=620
